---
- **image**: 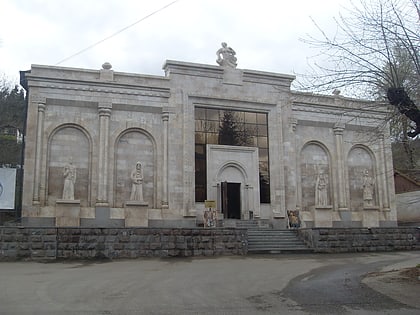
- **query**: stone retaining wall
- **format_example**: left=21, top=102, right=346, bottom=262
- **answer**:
left=2, top=227, right=419, bottom=260
left=298, top=227, right=420, bottom=253
left=0, top=227, right=247, bottom=260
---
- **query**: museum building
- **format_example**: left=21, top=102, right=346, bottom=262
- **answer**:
left=19, top=45, right=397, bottom=228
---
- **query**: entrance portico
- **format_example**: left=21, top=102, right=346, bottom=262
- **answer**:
left=206, top=144, right=260, bottom=219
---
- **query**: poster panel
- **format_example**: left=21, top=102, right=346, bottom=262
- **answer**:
left=0, top=168, right=16, bottom=209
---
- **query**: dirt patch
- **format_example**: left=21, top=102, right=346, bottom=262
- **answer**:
left=365, top=266, right=419, bottom=283
left=400, top=266, right=420, bottom=282
left=363, top=266, right=420, bottom=309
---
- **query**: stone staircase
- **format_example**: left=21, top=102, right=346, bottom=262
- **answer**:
left=247, top=229, right=313, bottom=254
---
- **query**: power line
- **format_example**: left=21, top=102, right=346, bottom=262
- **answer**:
left=55, top=0, right=179, bottom=65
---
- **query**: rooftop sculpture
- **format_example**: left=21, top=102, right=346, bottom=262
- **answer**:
left=216, top=42, right=237, bottom=68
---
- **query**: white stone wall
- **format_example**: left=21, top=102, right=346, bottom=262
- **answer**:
left=21, top=61, right=397, bottom=227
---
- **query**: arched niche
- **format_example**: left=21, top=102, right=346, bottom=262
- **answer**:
left=114, top=129, right=156, bottom=207
left=348, top=146, right=376, bottom=210
left=47, top=125, right=91, bottom=206
left=300, top=142, right=331, bottom=211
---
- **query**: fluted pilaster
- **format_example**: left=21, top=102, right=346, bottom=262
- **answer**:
left=97, top=104, right=111, bottom=204
left=33, top=102, right=46, bottom=203
left=333, top=123, right=347, bottom=210
left=162, top=112, right=169, bottom=208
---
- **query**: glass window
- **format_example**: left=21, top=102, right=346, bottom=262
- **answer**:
left=258, top=137, right=268, bottom=148
left=206, top=120, right=219, bottom=133
left=195, top=106, right=270, bottom=203
left=206, top=108, right=219, bottom=121
left=244, top=112, right=257, bottom=124
left=195, top=144, right=205, bottom=156
left=207, top=133, right=219, bottom=144
left=257, top=113, right=267, bottom=124
left=195, top=132, right=205, bottom=144
left=195, top=159, right=206, bottom=176
left=259, top=148, right=269, bottom=161
left=195, top=120, right=203, bottom=132
left=195, top=107, right=206, bottom=120
left=250, top=136, right=258, bottom=147
left=257, top=124, right=268, bottom=136
left=246, top=124, right=258, bottom=137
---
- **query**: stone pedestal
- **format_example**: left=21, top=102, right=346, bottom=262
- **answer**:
left=125, top=201, right=149, bottom=227
left=363, top=207, right=380, bottom=227
left=56, top=200, right=81, bottom=227
left=313, top=206, right=333, bottom=227
left=223, top=68, right=243, bottom=85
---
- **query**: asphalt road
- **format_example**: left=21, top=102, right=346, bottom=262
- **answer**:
left=0, top=251, right=419, bottom=315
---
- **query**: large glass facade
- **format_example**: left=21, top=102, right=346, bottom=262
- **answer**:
left=195, top=107, right=270, bottom=203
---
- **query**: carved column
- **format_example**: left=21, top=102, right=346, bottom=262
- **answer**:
left=380, top=134, right=390, bottom=210
left=97, top=103, right=112, bottom=205
left=333, top=123, right=347, bottom=210
left=33, top=102, right=46, bottom=203
left=162, top=112, right=169, bottom=208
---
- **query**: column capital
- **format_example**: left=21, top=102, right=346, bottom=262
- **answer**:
left=98, top=102, right=112, bottom=109
left=38, top=103, right=46, bottom=112
left=289, top=117, right=298, bottom=132
left=98, top=101, right=112, bottom=117
left=99, top=108, right=111, bottom=117
left=333, top=123, right=345, bottom=135
left=162, top=112, right=170, bottom=122
left=32, top=96, right=46, bottom=105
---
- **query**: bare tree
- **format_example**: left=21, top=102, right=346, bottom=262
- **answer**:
left=299, top=0, right=420, bottom=138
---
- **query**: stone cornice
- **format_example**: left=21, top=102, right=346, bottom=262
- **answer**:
left=190, top=94, right=276, bottom=110
left=24, top=64, right=170, bottom=98
left=291, top=91, right=390, bottom=114
left=163, top=60, right=295, bottom=87
left=27, top=79, right=170, bottom=99
left=292, top=102, right=388, bottom=119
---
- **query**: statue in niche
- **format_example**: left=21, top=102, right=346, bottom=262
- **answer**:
left=315, top=170, right=329, bottom=206
left=216, top=42, right=237, bottom=68
left=62, top=158, right=76, bottom=200
left=130, top=161, right=144, bottom=202
left=362, top=169, right=375, bottom=206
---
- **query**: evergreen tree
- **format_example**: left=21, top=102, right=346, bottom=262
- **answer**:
left=218, top=110, right=252, bottom=146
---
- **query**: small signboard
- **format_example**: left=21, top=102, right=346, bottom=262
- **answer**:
left=204, top=200, right=216, bottom=208
left=0, top=168, right=16, bottom=209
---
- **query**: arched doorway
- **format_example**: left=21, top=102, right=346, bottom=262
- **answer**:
left=221, top=181, right=241, bottom=219
left=206, top=144, right=260, bottom=219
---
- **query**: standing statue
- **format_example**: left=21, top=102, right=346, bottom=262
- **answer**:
left=315, top=170, right=328, bottom=206
left=216, top=42, right=237, bottom=68
left=62, top=159, right=76, bottom=200
left=362, top=169, right=375, bottom=206
left=130, top=161, right=144, bottom=202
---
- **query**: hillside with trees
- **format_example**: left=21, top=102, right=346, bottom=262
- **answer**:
left=0, top=82, right=25, bottom=167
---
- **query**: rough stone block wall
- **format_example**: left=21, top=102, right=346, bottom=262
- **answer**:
left=298, top=227, right=419, bottom=253
left=0, top=227, right=57, bottom=260
left=0, top=227, right=247, bottom=260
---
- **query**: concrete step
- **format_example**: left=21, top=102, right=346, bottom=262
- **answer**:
left=236, top=221, right=259, bottom=228
left=248, top=248, right=314, bottom=254
left=247, top=229, right=313, bottom=254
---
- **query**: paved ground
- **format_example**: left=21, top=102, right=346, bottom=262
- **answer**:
left=0, top=251, right=419, bottom=315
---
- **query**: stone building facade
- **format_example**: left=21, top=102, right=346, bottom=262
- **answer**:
left=20, top=49, right=397, bottom=228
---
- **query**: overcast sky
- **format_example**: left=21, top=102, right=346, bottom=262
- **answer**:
left=1, top=0, right=352, bottom=86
